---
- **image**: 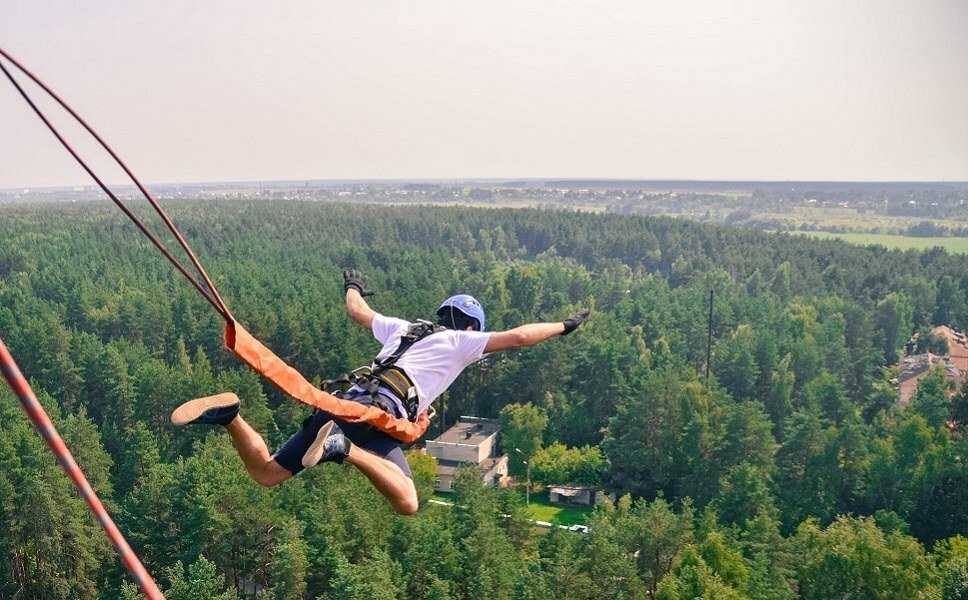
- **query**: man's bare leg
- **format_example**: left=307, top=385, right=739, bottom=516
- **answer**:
left=344, top=445, right=419, bottom=515
left=174, top=396, right=415, bottom=512
left=225, top=413, right=415, bottom=513
left=225, top=416, right=292, bottom=488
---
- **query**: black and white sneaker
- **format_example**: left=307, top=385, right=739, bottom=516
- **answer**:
left=171, top=393, right=240, bottom=427
left=301, top=421, right=351, bottom=468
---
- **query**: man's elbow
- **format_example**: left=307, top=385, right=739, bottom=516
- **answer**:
left=348, top=306, right=375, bottom=328
left=511, top=330, right=532, bottom=348
left=485, top=330, right=531, bottom=353
left=346, top=302, right=366, bottom=323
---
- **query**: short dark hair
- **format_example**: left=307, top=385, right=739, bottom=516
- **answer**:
left=436, top=307, right=481, bottom=331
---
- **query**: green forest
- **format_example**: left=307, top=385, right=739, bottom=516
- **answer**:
left=2, top=200, right=968, bottom=599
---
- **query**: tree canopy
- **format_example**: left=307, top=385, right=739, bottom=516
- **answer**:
left=1, top=199, right=966, bottom=597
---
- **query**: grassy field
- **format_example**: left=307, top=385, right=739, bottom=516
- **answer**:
left=523, top=491, right=593, bottom=526
left=758, top=207, right=928, bottom=232
left=433, top=490, right=593, bottom=526
left=524, top=503, right=590, bottom=526
left=790, top=230, right=968, bottom=253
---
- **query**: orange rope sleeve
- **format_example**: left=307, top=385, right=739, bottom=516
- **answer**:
left=225, top=321, right=429, bottom=442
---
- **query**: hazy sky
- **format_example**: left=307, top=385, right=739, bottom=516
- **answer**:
left=2, top=1, right=967, bottom=187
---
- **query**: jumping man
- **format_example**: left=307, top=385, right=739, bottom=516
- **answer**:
left=171, top=270, right=589, bottom=515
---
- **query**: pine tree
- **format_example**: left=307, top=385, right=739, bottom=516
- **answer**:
left=910, top=366, right=952, bottom=428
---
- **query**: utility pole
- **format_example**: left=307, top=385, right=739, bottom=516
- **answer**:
left=705, top=288, right=714, bottom=386
left=515, top=447, right=531, bottom=505
left=439, top=394, right=446, bottom=437
left=526, top=460, right=530, bottom=506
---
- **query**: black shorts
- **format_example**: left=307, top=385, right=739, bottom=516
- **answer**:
left=273, top=404, right=412, bottom=479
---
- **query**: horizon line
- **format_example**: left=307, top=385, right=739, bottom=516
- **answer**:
left=4, top=176, right=968, bottom=193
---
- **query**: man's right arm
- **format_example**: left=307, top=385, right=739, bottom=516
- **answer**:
left=483, top=310, right=590, bottom=354
left=343, top=269, right=376, bottom=329
left=346, top=288, right=377, bottom=329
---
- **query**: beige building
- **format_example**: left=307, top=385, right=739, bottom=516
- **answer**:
left=930, top=325, right=968, bottom=372
left=425, top=416, right=508, bottom=492
left=898, top=352, right=964, bottom=405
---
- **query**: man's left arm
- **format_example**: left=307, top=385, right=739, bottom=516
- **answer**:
left=483, top=309, right=590, bottom=354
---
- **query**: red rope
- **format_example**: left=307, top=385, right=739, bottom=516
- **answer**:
left=0, top=47, right=233, bottom=322
left=0, top=338, right=166, bottom=600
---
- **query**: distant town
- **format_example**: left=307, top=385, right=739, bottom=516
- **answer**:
left=6, top=179, right=968, bottom=239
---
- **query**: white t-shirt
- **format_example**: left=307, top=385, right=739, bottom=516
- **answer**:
left=371, top=313, right=491, bottom=416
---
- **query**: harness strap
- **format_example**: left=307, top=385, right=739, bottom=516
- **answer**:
left=331, top=387, right=398, bottom=417
left=227, top=322, right=430, bottom=442
left=372, top=367, right=413, bottom=403
left=370, top=320, right=443, bottom=420
left=323, top=365, right=416, bottom=420
left=373, top=320, right=445, bottom=370
left=323, top=320, right=442, bottom=422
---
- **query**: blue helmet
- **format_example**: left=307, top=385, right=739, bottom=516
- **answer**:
left=437, top=294, right=486, bottom=331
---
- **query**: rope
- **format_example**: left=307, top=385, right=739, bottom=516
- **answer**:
left=0, top=47, right=233, bottom=322
left=0, top=46, right=435, bottom=442
left=0, top=338, right=166, bottom=600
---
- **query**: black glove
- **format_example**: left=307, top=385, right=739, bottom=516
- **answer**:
left=342, top=269, right=373, bottom=297
left=562, top=309, right=590, bottom=335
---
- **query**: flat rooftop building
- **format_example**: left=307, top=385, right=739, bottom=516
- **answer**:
left=426, top=416, right=508, bottom=492
left=931, top=325, right=968, bottom=372
left=899, top=352, right=964, bottom=405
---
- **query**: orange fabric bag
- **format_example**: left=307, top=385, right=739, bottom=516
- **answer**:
left=224, top=321, right=429, bottom=443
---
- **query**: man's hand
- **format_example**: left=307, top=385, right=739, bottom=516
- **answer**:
left=562, top=309, right=590, bottom=335
left=343, top=269, right=373, bottom=297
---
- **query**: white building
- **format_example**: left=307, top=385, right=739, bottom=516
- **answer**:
left=425, top=416, right=508, bottom=492
left=548, top=485, right=610, bottom=507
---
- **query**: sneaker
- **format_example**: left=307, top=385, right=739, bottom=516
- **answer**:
left=171, top=393, right=240, bottom=427
left=302, top=420, right=351, bottom=468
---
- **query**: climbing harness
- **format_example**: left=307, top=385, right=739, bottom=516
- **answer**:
left=325, top=319, right=445, bottom=421
left=0, top=47, right=431, bottom=443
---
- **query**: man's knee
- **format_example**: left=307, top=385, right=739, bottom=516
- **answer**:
left=395, top=495, right=419, bottom=516
left=393, top=482, right=419, bottom=515
left=254, top=474, right=281, bottom=488
left=253, top=461, right=292, bottom=488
